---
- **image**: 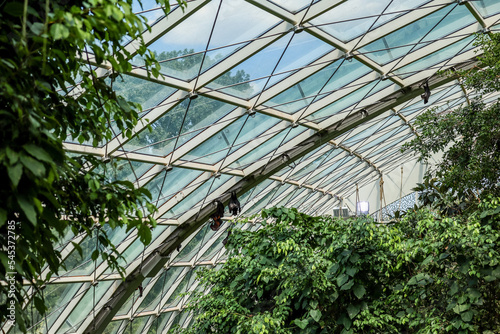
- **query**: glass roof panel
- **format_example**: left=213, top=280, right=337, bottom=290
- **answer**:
left=149, top=0, right=281, bottom=80
left=359, top=4, right=476, bottom=65
left=266, top=59, right=371, bottom=114
left=124, top=97, right=237, bottom=156
left=306, top=155, right=354, bottom=184
left=26, top=283, right=83, bottom=332
left=471, top=0, right=500, bottom=17
left=268, top=0, right=317, bottom=13
left=228, top=125, right=307, bottom=169
left=243, top=183, right=293, bottom=215
left=112, top=74, right=176, bottom=111
left=136, top=266, right=184, bottom=312
left=148, top=312, right=173, bottom=333
left=238, top=179, right=275, bottom=207
left=394, top=35, right=476, bottom=78
left=127, top=316, right=150, bottom=334
left=105, top=226, right=168, bottom=274
left=198, top=233, right=226, bottom=262
left=356, top=125, right=407, bottom=155
left=131, top=0, right=183, bottom=25
left=202, top=0, right=283, bottom=58
left=101, top=320, right=123, bottom=334
left=288, top=149, right=342, bottom=181
left=311, top=0, right=429, bottom=42
left=161, top=174, right=236, bottom=219
left=307, top=79, right=393, bottom=122
left=93, top=159, right=154, bottom=184
left=163, top=267, right=201, bottom=309
left=182, top=113, right=280, bottom=165
left=208, top=31, right=334, bottom=99
left=173, top=224, right=214, bottom=263
left=274, top=146, right=326, bottom=177
left=145, top=167, right=203, bottom=208
left=57, top=281, right=113, bottom=333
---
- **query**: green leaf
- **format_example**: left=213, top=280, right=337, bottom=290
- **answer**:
left=422, top=255, right=434, bottom=265
left=294, top=319, right=308, bottom=329
left=453, top=303, right=470, bottom=314
left=17, top=196, right=37, bottom=225
left=492, top=266, right=500, bottom=278
left=91, top=250, right=99, bottom=261
left=137, top=223, right=152, bottom=245
left=326, top=263, right=339, bottom=278
left=353, top=284, right=366, bottom=299
left=34, top=296, right=47, bottom=315
left=0, top=209, right=6, bottom=227
left=483, top=275, right=496, bottom=282
left=338, top=314, right=352, bottom=330
left=4, top=2, right=24, bottom=17
left=309, top=300, right=318, bottom=309
left=346, top=266, right=357, bottom=277
left=336, top=273, right=348, bottom=287
left=309, top=309, right=321, bottom=322
left=50, top=23, right=70, bottom=40
left=347, top=304, right=360, bottom=319
left=30, top=22, right=45, bottom=35
left=7, top=163, right=23, bottom=187
left=340, top=279, right=354, bottom=291
left=461, top=310, right=473, bottom=322
left=5, top=147, right=19, bottom=164
left=20, top=155, right=45, bottom=177
left=23, top=144, right=53, bottom=163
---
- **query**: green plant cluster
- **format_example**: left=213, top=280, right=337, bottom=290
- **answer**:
left=175, top=202, right=500, bottom=334
left=0, top=0, right=183, bottom=331
left=402, top=33, right=500, bottom=198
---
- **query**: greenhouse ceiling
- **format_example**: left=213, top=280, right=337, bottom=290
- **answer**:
left=5, top=0, right=500, bottom=333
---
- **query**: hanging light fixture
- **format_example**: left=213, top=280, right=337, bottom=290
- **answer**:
left=356, top=201, right=370, bottom=215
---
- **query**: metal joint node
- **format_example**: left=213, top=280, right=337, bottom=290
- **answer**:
left=189, top=91, right=198, bottom=100
left=294, top=25, right=304, bottom=33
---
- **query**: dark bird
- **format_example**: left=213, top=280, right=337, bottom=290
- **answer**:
left=228, top=191, right=241, bottom=216
left=222, top=230, right=232, bottom=246
left=421, top=81, right=431, bottom=104
left=210, top=200, right=224, bottom=231
left=136, top=284, right=144, bottom=297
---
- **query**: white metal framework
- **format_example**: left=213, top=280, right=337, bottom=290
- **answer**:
left=4, top=0, right=500, bottom=333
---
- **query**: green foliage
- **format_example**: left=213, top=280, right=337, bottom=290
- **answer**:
left=0, top=0, right=184, bottom=331
left=173, top=203, right=500, bottom=334
left=402, top=33, right=500, bottom=198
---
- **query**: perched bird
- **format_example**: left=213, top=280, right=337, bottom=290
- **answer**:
left=210, top=200, right=224, bottom=231
left=222, top=230, right=232, bottom=246
left=421, top=81, right=431, bottom=104
left=228, top=191, right=241, bottom=216
left=136, top=284, right=144, bottom=297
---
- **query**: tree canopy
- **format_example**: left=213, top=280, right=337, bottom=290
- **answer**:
left=0, top=0, right=183, bottom=331
left=402, top=33, right=500, bottom=198
left=174, top=204, right=500, bottom=334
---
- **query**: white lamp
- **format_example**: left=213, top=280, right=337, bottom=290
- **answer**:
left=356, top=201, right=369, bottom=215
